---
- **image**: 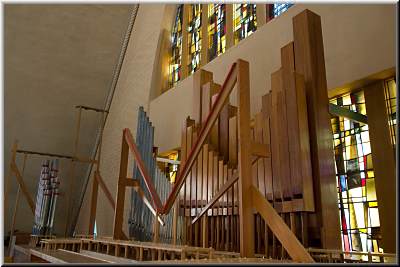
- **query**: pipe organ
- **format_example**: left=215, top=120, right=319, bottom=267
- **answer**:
left=128, top=107, right=182, bottom=244
left=114, top=9, right=339, bottom=262
left=32, top=159, right=60, bottom=236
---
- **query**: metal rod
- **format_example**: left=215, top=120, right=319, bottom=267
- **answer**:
left=156, top=157, right=181, bottom=165
left=75, top=105, right=109, bottom=113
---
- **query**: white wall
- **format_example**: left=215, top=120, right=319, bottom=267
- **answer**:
left=149, top=4, right=396, bottom=153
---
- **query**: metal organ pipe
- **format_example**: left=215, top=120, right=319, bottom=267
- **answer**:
left=32, top=159, right=60, bottom=236
left=128, top=107, right=176, bottom=243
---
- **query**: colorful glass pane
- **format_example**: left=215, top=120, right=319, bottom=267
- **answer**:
left=273, top=3, right=293, bottom=17
left=188, top=4, right=202, bottom=74
left=233, top=4, right=257, bottom=45
left=168, top=5, right=183, bottom=89
left=208, top=4, right=226, bottom=61
left=331, top=89, right=382, bottom=253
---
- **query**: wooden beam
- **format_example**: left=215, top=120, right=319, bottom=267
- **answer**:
left=95, top=171, right=115, bottom=210
left=236, top=59, right=254, bottom=258
left=9, top=154, right=27, bottom=249
left=250, top=142, right=270, bottom=158
left=192, top=172, right=239, bottom=224
left=251, top=186, right=314, bottom=263
left=364, top=80, right=396, bottom=253
left=293, top=9, right=341, bottom=249
left=5, top=140, right=18, bottom=220
left=124, top=179, right=139, bottom=188
left=162, top=62, right=238, bottom=214
left=124, top=129, right=163, bottom=211
left=329, top=103, right=368, bottom=125
left=10, top=161, right=35, bottom=214
left=113, top=133, right=129, bottom=240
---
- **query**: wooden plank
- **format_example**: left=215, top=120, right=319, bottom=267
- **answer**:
left=210, top=83, right=221, bottom=149
left=112, top=133, right=129, bottom=240
left=281, top=42, right=314, bottom=210
left=193, top=69, right=213, bottom=124
left=124, top=129, right=162, bottom=211
left=364, top=80, right=396, bottom=253
left=251, top=186, right=314, bottom=263
left=261, top=94, right=273, bottom=201
left=270, top=69, right=292, bottom=200
left=236, top=59, right=254, bottom=258
left=255, top=113, right=267, bottom=200
left=228, top=115, right=238, bottom=167
left=80, top=249, right=138, bottom=263
left=10, top=162, right=34, bottom=214
left=293, top=9, right=341, bottom=249
left=9, top=154, right=27, bottom=252
left=251, top=142, right=270, bottom=158
left=163, top=63, right=238, bottom=214
left=95, top=171, right=115, bottom=210
left=219, top=104, right=230, bottom=162
left=5, top=140, right=18, bottom=219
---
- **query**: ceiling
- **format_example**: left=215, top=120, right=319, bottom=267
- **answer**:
left=3, top=4, right=133, bottom=234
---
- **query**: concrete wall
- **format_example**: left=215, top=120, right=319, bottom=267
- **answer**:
left=4, top=4, right=133, bottom=236
left=149, top=4, right=396, bottom=153
left=75, top=4, right=169, bottom=236
left=75, top=4, right=396, bottom=235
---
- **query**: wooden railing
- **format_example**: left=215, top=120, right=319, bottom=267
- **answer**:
left=307, top=248, right=397, bottom=263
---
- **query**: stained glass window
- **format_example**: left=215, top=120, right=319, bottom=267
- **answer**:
left=233, top=4, right=257, bottom=45
left=272, top=3, right=293, bottom=18
left=169, top=5, right=183, bottom=89
left=188, top=4, right=202, bottom=74
left=384, top=78, right=397, bottom=146
left=330, top=90, right=382, bottom=254
left=208, top=4, right=226, bottom=61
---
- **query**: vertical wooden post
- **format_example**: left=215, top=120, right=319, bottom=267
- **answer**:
left=172, top=199, right=179, bottom=245
left=236, top=59, right=254, bottom=257
left=226, top=4, right=234, bottom=50
left=181, top=4, right=190, bottom=79
left=9, top=153, right=27, bottom=255
left=292, top=10, right=341, bottom=249
left=364, top=81, right=396, bottom=253
left=193, top=70, right=213, bottom=124
left=201, top=4, right=209, bottom=66
left=5, top=140, right=18, bottom=226
left=113, top=133, right=129, bottom=240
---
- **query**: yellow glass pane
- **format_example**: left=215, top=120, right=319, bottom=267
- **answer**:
left=369, top=201, right=378, bottom=207
left=366, top=179, right=377, bottom=201
left=367, top=170, right=374, bottom=178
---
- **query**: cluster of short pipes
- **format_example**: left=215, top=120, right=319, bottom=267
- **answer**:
left=128, top=107, right=182, bottom=244
left=32, top=159, right=60, bottom=236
